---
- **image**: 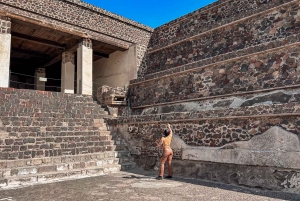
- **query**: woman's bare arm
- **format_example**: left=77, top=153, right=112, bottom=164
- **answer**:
left=167, top=123, right=173, bottom=137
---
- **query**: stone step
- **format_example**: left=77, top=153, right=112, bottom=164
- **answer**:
left=0, top=112, right=108, bottom=119
left=2, top=131, right=111, bottom=138
left=0, top=111, right=107, bottom=117
left=0, top=164, right=121, bottom=189
left=0, top=104, right=106, bottom=110
left=0, top=127, right=110, bottom=138
left=115, top=144, right=127, bottom=151
left=1, top=158, right=120, bottom=177
left=0, top=126, right=102, bottom=132
left=1, top=151, right=119, bottom=169
left=99, top=131, right=111, bottom=136
left=114, top=139, right=126, bottom=145
left=0, top=94, right=95, bottom=103
left=120, top=162, right=136, bottom=171
left=0, top=152, right=117, bottom=168
left=118, top=156, right=135, bottom=164
left=0, top=100, right=98, bottom=106
left=1, top=137, right=114, bottom=148
left=115, top=150, right=130, bottom=158
left=0, top=144, right=116, bottom=160
left=0, top=104, right=105, bottom=110
left=0, top=108, right=107, bottom=115
left=0, top=117, right=106, bottom=127
left=1, top=121, right=94, bottom=127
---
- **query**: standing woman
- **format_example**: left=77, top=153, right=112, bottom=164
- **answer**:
left=156, top=123, right=173, bottom=180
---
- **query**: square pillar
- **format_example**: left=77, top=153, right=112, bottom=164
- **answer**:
left=61, top=51, right=75, bottom=94
left=77, top=39, right=93, bottom=95
left=0, top=17, right=11, bottom=88
left=34, top=68, right=46, bottom=91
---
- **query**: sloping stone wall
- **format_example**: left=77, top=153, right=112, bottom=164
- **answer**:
left=107, top=0, right=300, bottom=193
left=130, top=45, right=300, bottom=107
left=145, top=0, right=297, bottom=75
left=149, top=0, right=292, bottom=51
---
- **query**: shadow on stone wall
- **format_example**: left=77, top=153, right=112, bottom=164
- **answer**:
left=108, top=121, right=300, bottom=195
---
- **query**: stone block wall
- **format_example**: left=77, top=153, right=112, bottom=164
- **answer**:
left=0, top=88, right=113, bottom=160
left=108, top=101, right=300, bottom=192
left=146, top=0, right=296, bottom=75
left=108, top=99, right=300, bottom=148
left=148, top=0, right=292, bottom=51
left=131, top=45, right=300, bottom=107
left=107, top=0, right=300, bottom=193
left=0, top=16, right=11, bottom=34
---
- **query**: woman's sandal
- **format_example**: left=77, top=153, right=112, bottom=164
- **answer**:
left=156, top=176, right=163, bottom=180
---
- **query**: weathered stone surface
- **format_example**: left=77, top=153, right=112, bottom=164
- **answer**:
left=149, top=0, right=292, bottom=51
left=131, top=46, right=300, bottom=107
left=97, top=85, right=127, bottom=106
left=223, top=126, right=300, bottom=152
left=1, top=0, right=300, bottom=195
left=181, top=127, right=300, bottom=169
left=146, top=1, right=298, bottom=75
left=135, top=89, right=300, bottom=115
left=172, top=159, right=300, bottom=194
left=0, top=0, right=152, bottom=48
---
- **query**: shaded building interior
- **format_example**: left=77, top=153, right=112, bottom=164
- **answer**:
left=9, top=19, right=127, bottom=93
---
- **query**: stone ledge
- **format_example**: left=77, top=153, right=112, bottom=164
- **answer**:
left=0, top=164, right=121, bottom=190
left=108, top=102, right=300, bottom=125
left=183, top=148, right=300, bottom=169
left=131, top=34, right=300, bottom=85
left=130, top=85, right=300, bottom=110
left=0, top=152, right=116, bottom=169
left=172, top=159, right=300, bottom=193
left=182, top=126, right=300, bottom=169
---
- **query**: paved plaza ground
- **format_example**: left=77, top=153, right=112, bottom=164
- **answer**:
left=0, top=169, right=299, bottom=201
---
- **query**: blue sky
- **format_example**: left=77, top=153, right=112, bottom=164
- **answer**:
left=84, top=0, right=217, bottom=28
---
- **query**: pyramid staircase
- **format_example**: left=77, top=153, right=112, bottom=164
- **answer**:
left=0, top=88, right=135, bottom=188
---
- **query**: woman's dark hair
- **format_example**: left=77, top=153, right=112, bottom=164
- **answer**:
left=164, top=129, right=170, bottom=137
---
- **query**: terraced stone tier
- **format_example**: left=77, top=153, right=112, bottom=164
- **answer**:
left=149, top=0, right=292, bottom=50
left=146, top=0, right=299, bottom=75
left=0, top=88, right=137, bottom=188
left=0, top=152, right=122, bottom=189
left=108, top=101, right=300, bottom=154
left=131, top=45, right=300, bottom=108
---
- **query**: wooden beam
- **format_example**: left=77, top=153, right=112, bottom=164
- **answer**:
left=12, top=32, right=66, bottom=49
left=11, top=47, right=50, bottom=58
left=94, top=51, right=109, bottom=58
left=42, top=41, right=80, bottom=67
left=44, top=50, right=110, bottom=67
left=42, top=54, right=62, bottom=67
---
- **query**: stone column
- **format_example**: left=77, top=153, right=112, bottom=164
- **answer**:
left=0, top=17, right=11, bottom=88
left=77, top=39, right=93, bottom=95
left=34, top=68, right=46, bottom=91
left=61, top=51, right=75, bottom=94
